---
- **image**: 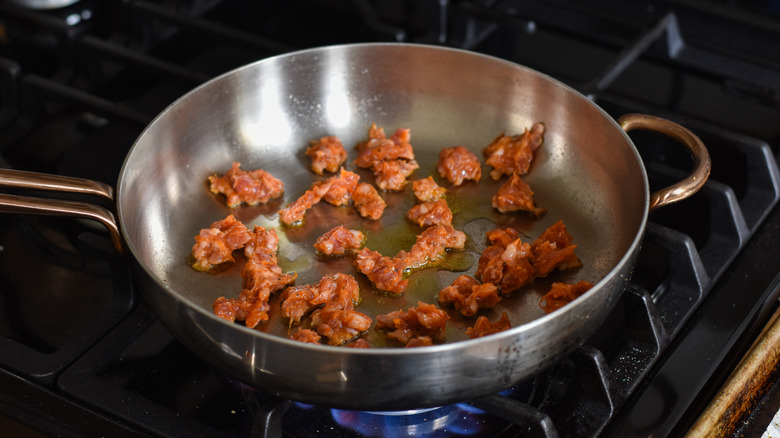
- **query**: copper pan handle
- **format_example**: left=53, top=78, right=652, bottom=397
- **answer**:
left=618, top=113, right=711, bottom=211
left=0, top=169, right=124, bottom=254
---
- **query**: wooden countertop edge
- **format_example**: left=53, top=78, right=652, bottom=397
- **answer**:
left=685, top=305, right=780, bottom=438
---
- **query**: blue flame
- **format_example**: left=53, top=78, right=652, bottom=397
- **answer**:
left=288, top=381, right=535, bottom=436
left=330, top=404, right=490, bottom=437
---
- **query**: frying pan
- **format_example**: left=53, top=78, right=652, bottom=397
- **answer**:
left=0, top=43, right=709, bottom=410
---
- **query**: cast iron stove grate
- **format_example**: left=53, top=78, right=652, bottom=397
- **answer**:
left=0, top=1, right=779, bottom=437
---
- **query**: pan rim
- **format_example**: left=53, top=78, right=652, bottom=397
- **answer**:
left=116, top=42, right=651, bottom=354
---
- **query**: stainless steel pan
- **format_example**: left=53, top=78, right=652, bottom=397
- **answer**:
left=0, top=43, right=709, bottom=410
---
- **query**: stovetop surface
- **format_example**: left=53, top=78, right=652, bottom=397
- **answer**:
left=0, top=1, right=779, bottom=437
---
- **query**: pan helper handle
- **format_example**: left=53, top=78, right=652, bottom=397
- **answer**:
left=0, top=169, right=123, bottom=254
left=618, top=113, right=711, bottom=211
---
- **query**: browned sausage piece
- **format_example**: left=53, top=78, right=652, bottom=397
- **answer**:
left=412, top=176, right=447, bottom=202
left=355, top=125, right=414, bottom=167
left=355, top=123, right=418, bottom=190
left=530, top=220, right=582, bottom=277
left=466, top=312, right=512, bottom=339
left=539, top=281, right=593, bottom=314
left=437, top=146, right=482, bottom=186
left=492, top=173, right=546, bottom=217
left=476, top=233, right=536, bottom=294
left=281, top=274, right=371, bottom=346
left=209, top=162, right=284, bottom=207
left=375, top=301, right=449, bottom=346
left=191, top=214, right=251, bottom=271
left=311, top=307, right=373, bottom=346
left=438, top=274, right=501, bottom=317
left=372, top=159, right=419, bottom=191
left=291, top=328, right=322, bottom=344
left=406, top=199, right=453, bottom=227
left=354, top=248, right=408, bottom=294
left=278, top=168, right=359, bottom=226
left=352, top=183, right=386, bottom=220
left=483, top=122, right=545, bottom=180
left=212, top=226, right=297, bottom=328
left=354, top=225, right=467, bottom=294
left=306, top=135, right=347, bottom=175
left=313, top=226, right=366, bottom=256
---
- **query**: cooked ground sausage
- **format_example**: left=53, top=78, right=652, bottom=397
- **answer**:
left=375, top=301, right=449, bottom=346
left=209, top=162, right=284, bottom=207
left=212, top=262, right=297, bottom=329
left=476, top=221, right=581, bottom=295
left=539, top=281, right=593, bottom=314
left=492, top=173, right=546, bottom=217
left=306, top=135, right=347, bottom=175
left=280, top=273, right=360, bottom=323
left=406, top=198, right=453, bottom=227
left=352, top=182, right=386, bottom=220
left=438, top=275, right=501, bottom=316
left=354, top=225, right=467, bottom=294
left=291, top=328, right=322, bottom=344
left=279, top=284, right=319, bottom=324
left=372, top=159, right=419, bottom=191
left=212, top=225, right=297, bottom=328
left=412, top=176, right=447, bottom=202
left=355, top=124, right=418, bottom=190
left=486, top=227, right=520, bottom=248
left=397, top=225, right=467, bottom=271
left=311, top=307, right=373, bottom=346
left=466, top=312, right=512, bottom=339
left=281, top=274, right=371, bottom=345
left=345, top=338, right=371, bottom=348
left=476, top=231, right=536, bottom=294
left=191, top=214, right=252, bottom=271
left=483, top=122, right=545, bottom=180
left=355, top=125, right=414, bottom=167
left=278, top=168, right=359, bottom=226
left=437, top=146, right=482, bottom=186
left=313, top=226, right=366, bottom=256
left=405, top=337, right=435, bottom=348
left=354, top=248, right=408, bottom=294
left=530, top=220, right=582, bottom=277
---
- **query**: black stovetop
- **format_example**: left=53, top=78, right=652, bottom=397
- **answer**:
left=0, top=1, right=779, bottom=437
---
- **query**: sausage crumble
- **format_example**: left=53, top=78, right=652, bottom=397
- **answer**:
left=492, top=173, right=546, bottom=217
left=375, top=301, right=449, bottom=347
left=354, top=225, right=467, bottom=294
left=466, top=312, right=512, bottom=339
left=539, top=281, right=594, bottom=314
left=438, top=275, right=501, bottom=317
left=191, top=214, right=252, bottom=271
left=306, top=135, right=347, bottom=175
left=437, top=146, right=482, bottom=186
left=209, top=162, right=284, bottom=207
left=355, top=124, right=419, bottom=191
left=313, top=226, right=366, bottom=256
left=278, top=168, right=359, bottom=226
left=212, top=226, right=297, bottom=328
left=483, top=122, right=545, bottom=180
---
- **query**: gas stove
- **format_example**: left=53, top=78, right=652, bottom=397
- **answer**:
left=0, top=1, right=779, bottom=437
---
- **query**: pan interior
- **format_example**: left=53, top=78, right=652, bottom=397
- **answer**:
left=118, top=44, right=647, bottom=344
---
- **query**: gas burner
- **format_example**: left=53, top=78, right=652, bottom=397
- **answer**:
left=330, top=405, right=489, bottom=436
left=282, top=384, right=538, bottom=437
